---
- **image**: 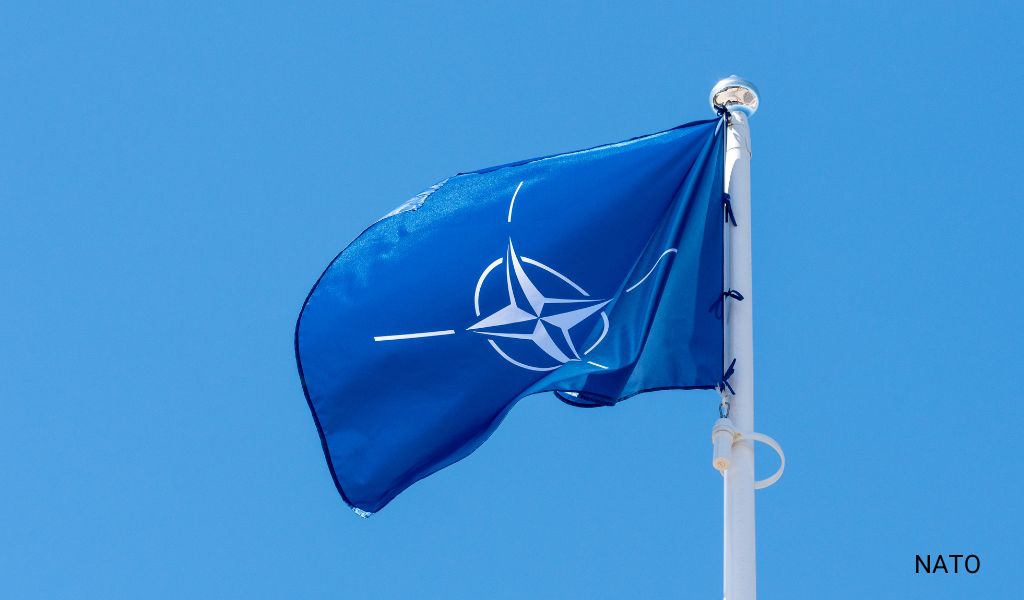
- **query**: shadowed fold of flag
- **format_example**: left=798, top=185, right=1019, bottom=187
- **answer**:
left=295, top=118, right=725, bottom=515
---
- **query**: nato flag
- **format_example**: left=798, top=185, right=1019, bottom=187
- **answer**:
left=296, top=118, right=725, bottom=515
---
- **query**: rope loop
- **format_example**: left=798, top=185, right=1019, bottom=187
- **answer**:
left=709, top=289, right=745, bottom=319
left=723, top=193, right=737, bottom=226
left=718, top=358, right=737, bottom=395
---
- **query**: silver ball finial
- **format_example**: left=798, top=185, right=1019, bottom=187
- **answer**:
left=710, top=75, right=759, bottom=116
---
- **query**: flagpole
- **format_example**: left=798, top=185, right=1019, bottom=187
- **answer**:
left=711, top=76, right=759, bottom=600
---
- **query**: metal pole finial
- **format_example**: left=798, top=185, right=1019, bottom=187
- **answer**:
left=710, top=75, right=759, bottom=116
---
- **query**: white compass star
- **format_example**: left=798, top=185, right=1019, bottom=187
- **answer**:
left=468, top=240, right=608, bottom=364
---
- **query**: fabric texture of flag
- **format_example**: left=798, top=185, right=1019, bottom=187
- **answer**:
left=295, top=118, right=725, bottom=515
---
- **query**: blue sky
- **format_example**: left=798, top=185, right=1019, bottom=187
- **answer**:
left=2, top=2, right=1022, bottom=598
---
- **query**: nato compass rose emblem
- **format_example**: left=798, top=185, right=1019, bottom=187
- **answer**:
left=372, top=181, right=677, bottom=372
left=469, top=237, right=610, bottom=372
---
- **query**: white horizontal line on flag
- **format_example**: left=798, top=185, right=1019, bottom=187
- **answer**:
left=586, top=361, right=608, bottom=369
left=373, top=330, right=456, bottom=342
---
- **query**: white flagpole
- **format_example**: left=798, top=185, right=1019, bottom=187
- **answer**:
left=711, top=76, right=760, bottom=600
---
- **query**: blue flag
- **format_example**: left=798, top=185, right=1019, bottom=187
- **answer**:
left=296, top=118, right=725, bottom=515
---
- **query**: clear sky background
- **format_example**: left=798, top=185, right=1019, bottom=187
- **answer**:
left=2, top=2, right=1022, bottom=598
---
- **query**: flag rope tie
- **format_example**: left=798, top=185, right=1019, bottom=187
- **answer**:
left=709, top=289, right=745, bottom=318
left=718, top=358, right=737, bottom=395
left=723, top=193, right=737, bottom=226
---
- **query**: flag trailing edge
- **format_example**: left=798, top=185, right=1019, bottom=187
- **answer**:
left=295, top=118, right=726, bottom=515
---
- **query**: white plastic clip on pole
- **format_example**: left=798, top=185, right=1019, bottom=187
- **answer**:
left=711, top=417, right=785, bottom=489
left=712, top=417, right=736, bottom=472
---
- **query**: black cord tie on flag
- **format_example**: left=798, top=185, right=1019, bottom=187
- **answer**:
left=718, top=358, right=737, bottom=396
left=709, top=289, right=745, bottom=319
left=723, top=193, right=737, bottom=226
